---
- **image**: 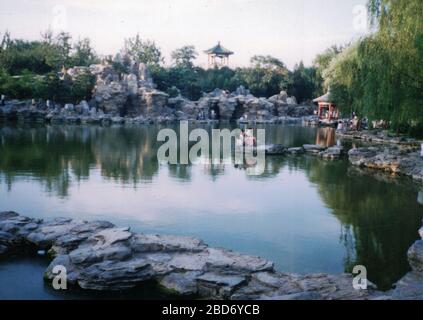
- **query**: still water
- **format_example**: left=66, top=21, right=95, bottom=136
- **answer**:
left=0, top=124, right=422, bottom=297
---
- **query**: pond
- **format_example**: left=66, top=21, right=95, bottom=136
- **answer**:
left=0, top=123, right=422, bottom=298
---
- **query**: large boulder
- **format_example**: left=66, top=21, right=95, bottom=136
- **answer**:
left=268, top=91, right=288, bottom=104
left=138, top=88, right=169, bottom=117
left=319, top=146, right=344, bottom=160
left=244, top=97, right=275, bottom=121
left=168, top=96, right=200, bottom=120
left=408, top=240, right=423, bottom=273
left=233, top=85, right=250, bottom=96
left=93, top=81, right=128, bottom=115
left=66, top=66, right=90, bottom=80
left=89, top=64, right=119, bottom=83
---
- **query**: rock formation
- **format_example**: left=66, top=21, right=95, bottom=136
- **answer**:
left=0, top=62, right=315, bottom=124
left=1, top=211, right=422, bottom=299
left=265, top=144, right=345, bottom=160
left=348, top=146, right=423, bottom=182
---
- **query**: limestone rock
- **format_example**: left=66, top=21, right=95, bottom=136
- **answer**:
left=138, top=88, right=169, bottom=117
left=27, top=218, right=114, bottom=253
left=231, top=272, right=379, bottom=300
left=320, top=146, right=344, bottom=160
left=408, top=240, right=423, bottom=273
left=89, top=64, right=118, bottom=82
left=288, top=147, right=305, bottom=154
left=303, top=144, right=326, bottom=154
left=348, top=146, right=423, bottom=182
left=2, top=212, right=422, bottom=300
left=391, top=271, right=423, bottom=300
left=233, top=85, right=250, bottom=96
left=265, top=145, right=287, bottom=155
left=93, top=81, right=128, bottom=115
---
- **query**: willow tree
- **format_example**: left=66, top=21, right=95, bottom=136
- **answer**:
left=326, top=0, right=423, bottom=133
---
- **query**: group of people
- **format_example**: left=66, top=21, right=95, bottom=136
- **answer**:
left=336, top=113, right=369, bottom=132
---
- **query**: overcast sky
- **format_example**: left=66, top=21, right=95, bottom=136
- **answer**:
left=0, top=0, right=369, bottom=69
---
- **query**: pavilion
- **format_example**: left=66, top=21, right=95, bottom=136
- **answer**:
left=313, top=91, right=339, bottom=120
left=204, top=42, right=234, bottom=68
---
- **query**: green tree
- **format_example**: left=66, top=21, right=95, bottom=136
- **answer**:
left=55, top=31, right=72, bottom=68
left=71, top=70, right=95, bottom=102
left=323, top=0, right=423, bottom=134
left=288, top=61, right=317, bottom=103
left=70, top=38, right=99, bottom=67
left=312, top=45, right=343, bottom=95
left=123, top=34, right=163, bottom=66
left=171, top=45, right=198, bottom=68
left=238, top=55, right=291, bottom=97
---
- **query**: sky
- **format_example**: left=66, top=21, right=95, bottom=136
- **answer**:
left=0, top=0, right=369, bottom=69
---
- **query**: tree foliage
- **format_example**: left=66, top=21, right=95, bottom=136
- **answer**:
left=0, top=31, right=321, bottom=105
left=323, top=0, right=423, bottom=133
left=70, top=38, right=100, bottom=67
left=171, top=45, right=198, bottom=68
left=288, top=62, right=317, bottom=103
left=123, top=34, right=163, bottom=66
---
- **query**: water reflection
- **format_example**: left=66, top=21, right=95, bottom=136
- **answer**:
left=315, top=127, right=336, bottom=147
left=0, top=124, right=321, bottom=191
left=0, top=124, right=422, bottom=290
left=303, top=158, right=422, bottom=289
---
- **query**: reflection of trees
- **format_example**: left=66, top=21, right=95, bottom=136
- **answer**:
left=0, top=124, right=321, bottom=193
left=0, top=126, right=96, bottom=197
left=261, top=124, right=318, bottom=147
left=90, top=126, right=160, bottom=184
left=0, top=125, right=163, bottom=195
left=302, top=157, right=423, bottom=290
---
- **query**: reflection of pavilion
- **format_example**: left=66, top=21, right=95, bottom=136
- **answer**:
left=315, top=127, right=336, bottom=147
left=418, top=191, right=423, bottom=205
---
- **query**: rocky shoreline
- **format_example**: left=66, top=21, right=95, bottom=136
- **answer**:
left=0, top=211, right=422, bottom=300
left=338, top=130, right=421, bottom=145
left=266, top=143, right=345, bottom=160
left=266, top=133, right=423, bottom=183
left=348, top=146, right=423, bottom=183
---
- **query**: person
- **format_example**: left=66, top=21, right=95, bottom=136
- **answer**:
left=421, top=143, right=423, bottom=158
left=236, top=130, right=245, bottom=148
left=0, top=94, right=5, bottom=106
left=244, top=129, right=256, bottom=147
left=351, top=116, right=360, bottom=131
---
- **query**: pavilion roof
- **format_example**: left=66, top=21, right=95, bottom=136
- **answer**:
left=204, top=42, right=234, bottom=56
left=313, top=92, right=332, bottom=103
